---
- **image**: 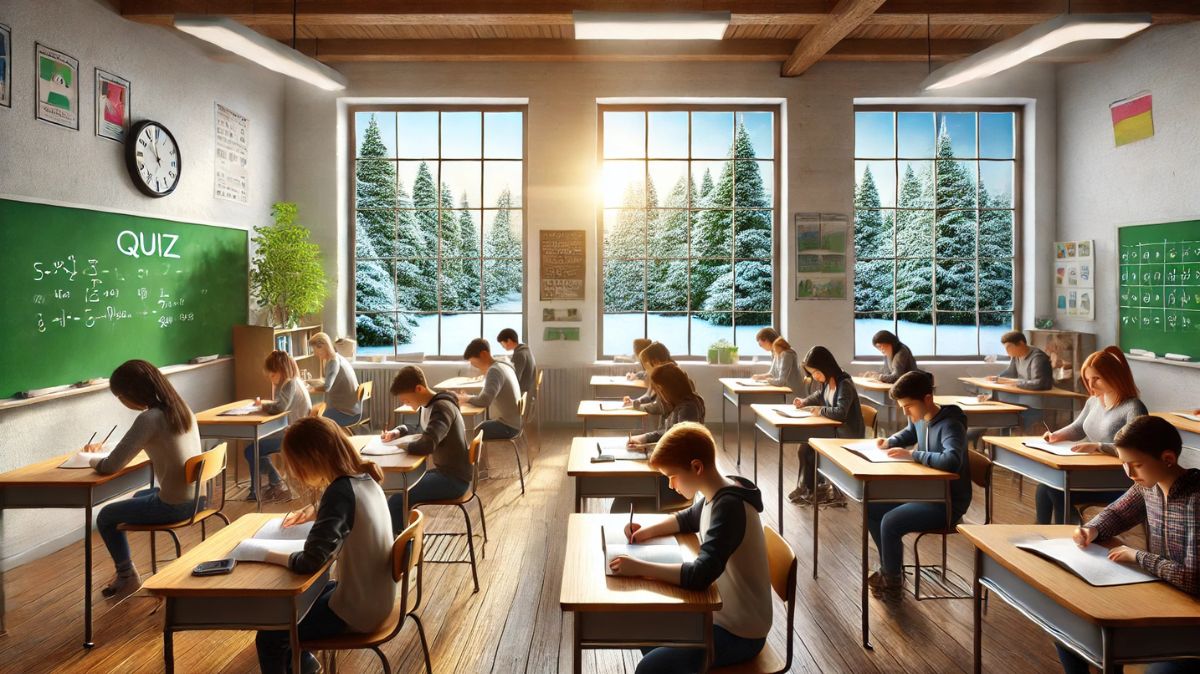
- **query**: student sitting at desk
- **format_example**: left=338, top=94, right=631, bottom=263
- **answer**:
left=1055, top=416, right=1200, bottom=674
left=751, top=335, right=806, bottom=395
left=254, top=416, right=395, bottom=674
left=789, top=346, right=865, bottom=506
left=869, top=371, right=971, bottom=601
left=496, top=328, right=536, bottom=396
left=619, top=362, right=705, bottom=513
left=459, top=338, right=523, bottom=440
left=625, top=337, right=653, bottom=380
left=247, top=350, right=312, bottom=503
left=748, top=327, right=781, bottom=378
left=863, top=329, right=918, bottom=384
left=1035, top=347, right=1147, bottom=524
left=609, top=422, right=771, bottom=673
left=89, top=360, right=204, bottom=600
left=308, top=332, right=362, bottom=427
left=383, top=366, right=470, bottom=534
left=624, top=341, right=674, bottom=410
left=991, top=330, right=1053, bottom=390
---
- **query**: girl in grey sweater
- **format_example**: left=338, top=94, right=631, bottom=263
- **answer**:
left=248, top=350, right=313, bottom=502
left=309, top=332, right=362, bottom=426
left=866, top=330, right=919, bottom=384
left=753, top=337, right=806, bottom=395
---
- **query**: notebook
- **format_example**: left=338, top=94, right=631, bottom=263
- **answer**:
left=360, top=434, right=422, bottom=456
left=599, top=402, right=634, bottom=411
left=774, top=407, right=812, bottom=419
left=58, top=444, right=117, bottom=469
left=1014, top=537, right=1159, bottom=587
left=594, top=438, right=651, bottom=461
left=230, top=518, right=315, bottom=562
left=956, top=397, right=996, bottom=406
left=738, top=379, right=770, bottom=387
left=1022, top=439, right=1082, bottom=456
left=601, top=525, right=682, bottom=576
left=843, top=439, right=912, bottom=463
left=1174, top=412, right=1200, bottom=423
left=219, top=404, right=262, bottom=417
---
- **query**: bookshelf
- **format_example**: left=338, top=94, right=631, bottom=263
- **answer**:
left=233, top=324, right=323, bottom=400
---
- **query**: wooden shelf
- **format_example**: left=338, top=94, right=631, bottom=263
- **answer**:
left=233, top=324, right=322, bottom=400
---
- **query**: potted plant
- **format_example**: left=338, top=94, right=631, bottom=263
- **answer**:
left=249, top=202, right=328, bottom=327
left=707, top=339, right=739, bottom=365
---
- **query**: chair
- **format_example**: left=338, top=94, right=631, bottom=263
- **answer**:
left=526, top=369, right=544, bottom=447
left=417, top=431, right=488, bottom=592
left=709, top=525, right=797, bottom=674
left=907, top=450, right=993, bottom=600
left=303, top=509, right=431, bottom=674
left=344, top=381, right=374, bottom=434
left=118, top=443, right=231, bottom=574
left=482, top=392, right=530, bottom=494
left=861, top=404, right=879, bottom=438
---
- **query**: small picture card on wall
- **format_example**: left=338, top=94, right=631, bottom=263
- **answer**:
left=95, top=69, right=130, bottom=142
left=214, top=102, right=249, bottom=203
left=1054, top=239, right=1095, bottom=320
left=794, top=212, right=848, bottom=300
left=35, top=42, right=78, bottom=129
left=1111, top=92, right=1153, bottom=147
left=0, top=24, right=11, bottom=109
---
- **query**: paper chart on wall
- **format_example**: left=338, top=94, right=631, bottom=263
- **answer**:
left=215, top=103, right=249, bottom=204
left=1055, top=239, right=1095, bottom=321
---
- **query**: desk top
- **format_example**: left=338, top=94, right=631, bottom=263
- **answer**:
left=577, top=400, right=649, bottom=418
left=1152, top=411, right=1200, bottom=437
left=348, top=435, right=427, bottom=473
left=933, top=396, right=1027, bottom=414
left=559, top=513, right=720, bottom=612
left=194, top=400, right=289, bottom=426
left=982, top=436, right=1126, bottom=471
left=143, top=513, right=331, bottom=598
left=810, top=437, right=957, bottom=481
left=590, top=375, right=649, bottom=388
left=434, top=376, right=485, bottom=391
left=851, top=376, right=893, bottom=392
left=566, top=437, right=656, bottom=477
left=750, top=403, right=843, bottom=429
left=718, top=377, right=792, bottom=395
left=958, top=524, right=1200, bottom=626
left=959, top=377, right=1087, bottom=400
left=0, top=450, right=151, bottom=487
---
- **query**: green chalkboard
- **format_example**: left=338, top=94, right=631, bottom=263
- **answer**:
left=1118, top=219, right=1200, bottom=363
left=0, top=198, right=248, bottom=398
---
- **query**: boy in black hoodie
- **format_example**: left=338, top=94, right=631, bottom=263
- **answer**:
left=869, top=371, right=972, bottom=600
left=609, top=422, right=772, bottom=673
left=383, top=366, right=470, bottom=535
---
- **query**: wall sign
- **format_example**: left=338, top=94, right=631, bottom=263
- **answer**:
left=540, top=229, right=585, bottom=300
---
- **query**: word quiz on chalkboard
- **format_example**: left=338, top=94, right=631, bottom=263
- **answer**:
left=1118, top=219, right=1200, bottom=364
left=1, top=198, right=248, bottom=398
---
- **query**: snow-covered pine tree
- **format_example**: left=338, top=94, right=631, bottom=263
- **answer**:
left=894, top=163, right=934, bottom=322
left=456, top=194, right=482, bottom=310
left=977, top=182, right=1014, bottom=326
left=604, top=181, right=648, bottom=312
left=647, top=175, right=690, bottom=312
left=437, top=180, right=462, bottom=309
left=483, top=188, right=523, bottom=307
left=853, top=166, right=891, bottom=315
left=932, top=119, right=978, bottom=323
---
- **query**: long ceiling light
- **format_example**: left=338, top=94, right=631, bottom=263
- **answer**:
left=922, top=13, right=1151, bottom=91
left=174, top=15, right=347, bottom=91
left=573, top=11, right=730, bottom=40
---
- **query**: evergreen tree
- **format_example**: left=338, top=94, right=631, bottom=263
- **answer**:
left=354, top=228, right=403, bottom=345
left=353, top=115, right=402, bottom=346
left=483, top=188, right=523, bottom=307
left=932, top=120, right=978, bottom=323
left=437, top=181, right=462, bottom=309
left=853, top=166, right=890, bottom=314
left=647, top=175, right=690, bottom=311
left=603, top=181, right=648, bottom=312
left=698, top=168, right=715, bottom=206
left=456, top=194, right=482, bottom=310
left=893, top=163, right=934, bottom=322
left=407, top=163, right=440, bottom=312
left=977, top=183, right=1013, bottom=325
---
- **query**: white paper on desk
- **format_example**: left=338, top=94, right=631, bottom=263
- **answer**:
left=599, top=402, right=633, bottom=411
left=1022, top=439, right=1082, bottom=456
left=220, top=404, right=262, bottom=416
left=1015, top=538, right=1159, bottom=587
left=775, top=407, right=812, bottom=419
left=57, top=444, right=117, bottom=469
left=738, top=379, right=769, bottom=387
left=594, top=438, right=650, bottom=460
left=231, top=518, right=315, bottom=562
left=361, top=434, right=421, bottom=456
left=601, top=525, right=682, bottom=576
left=956, top=397, right=996, bottom=406
left=1174, top=412, right=1200, bottom=423
left=843, top=440, right=912, bottom=463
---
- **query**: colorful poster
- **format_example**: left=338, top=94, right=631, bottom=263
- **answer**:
left=95, top=69, right=130, bottom=142
left=0, top=24, right=11, bottom=109
left=795, top=212, right=848, bottom=300
left=1111, top=92, right=1153, bottom=147
left=214, top=102, right=249, bottom=203
left=1054, top=239, right=1095, bottom=320
left=35, top=43, right=78, bottom=129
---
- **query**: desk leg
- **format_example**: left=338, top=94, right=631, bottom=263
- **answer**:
left=574, top=478, right=582, bottom=513
left=253, top=429, right=263, bottom=513
left=776, top=434, right=783, bottom=536
left=703, top=612, right=714, bottom=673
left=163, top=627, right=175, bottom=674
left=812, top=467, right=820, bottom=579
left=752, top=424, right=759, bottom=484
left=401, top=472, right=411, bottom=524
left=83, top=499, right=95, bottom=648
left=291, top=601, right=303, bottom=674
left=584, top=419, right=589, bottom=437
left=860, top=482, right=872, bottom=650
left=973, top=547, right=983, bottom=674
left=0, top=507, right=6, bottom=636
left=1063, top=471, right=1072, bottom=526
left=736, top=398, right=743, bottom=467
left=572, top=613, right=582, bottom=674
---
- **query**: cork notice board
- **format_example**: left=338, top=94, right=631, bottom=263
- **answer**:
left=540, top=229, right=586, bottom=300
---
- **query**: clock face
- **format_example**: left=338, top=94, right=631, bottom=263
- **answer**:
left=126, top=121, right=181, bottom=197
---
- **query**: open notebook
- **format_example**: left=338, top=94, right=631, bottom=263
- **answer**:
left=1015, top=537, right=1159, bottom=587
left=230, top=518, right=315, bottom=562
left=1022, top=439, right=1083, bottom=457
left=773, top=407, right=812, bottom=419
left=219, top=404, right=262, bottom=417
left=361, top=434, right=422, bottom=456
left=601, top=525, right=682, bottom=576
left=594, top=438, right=651, bottom=461
left=842, top=439, right=913, bottom=463
left=58, top=443, right=117, bottom=469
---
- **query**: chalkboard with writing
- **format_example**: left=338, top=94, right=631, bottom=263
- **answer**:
left=0, top=198, right=248, bottom=397
left=1117, top=219, right=1200, bottom=363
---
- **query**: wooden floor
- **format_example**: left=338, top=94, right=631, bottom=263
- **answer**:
left=0, top=426, right=1131, bottom=674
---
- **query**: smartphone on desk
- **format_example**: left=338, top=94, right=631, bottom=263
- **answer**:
left=192, top=558, right=236, bottom=576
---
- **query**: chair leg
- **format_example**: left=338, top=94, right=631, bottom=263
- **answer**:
left=167, top=531, right=182, bottom=561
left=940, top=534, right=948, bottom=581
left=201, top=519, right=206, bottom=541
left=412, top=613, right=433, bottom=674
left=511, top=440, right=526, bottom=495
left=370, top=646, right=392, bottom=674
left=460, top=504, right=480, bottom=593
left=912, top=533, right=922, bottom=599
left=149, top=532, right=158, bottom=575
left=216, top=512, right=231, bottom=526
left=475, top=494, right=489, bottom=544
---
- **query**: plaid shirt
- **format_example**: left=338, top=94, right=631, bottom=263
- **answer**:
left=1087, top=468, right=1200, bottom=596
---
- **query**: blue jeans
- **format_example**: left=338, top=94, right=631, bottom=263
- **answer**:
left=256, top=581, right=347, bottom=674
left=96, top=487, right=200, bottom=567
left=322, top=406, right=362, bottom=427
left=1054, top=643, right=1200, bottom=674
left=636, top=625, right=765, bottom=673
left=867, top=502, right=955, bottom=576
left=388, top=470, right=469, bottom=534
left=1036, top=485, right=1128, bottom=524
left=245, top=435, right=283, bottom=492
left=476, top=419, right=519, bottom=440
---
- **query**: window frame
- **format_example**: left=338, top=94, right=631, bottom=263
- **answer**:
left=596, top=103, right=782, bottom=361
left=347, top=104, right=529, bottom=359
left=852, top=103, right=1024, bottom=361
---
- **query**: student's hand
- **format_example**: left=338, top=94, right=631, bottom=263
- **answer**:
left=862, top=371, right=878, bottom=379
left=608, top=555, right=647, bottom=577
left=1042, top=431, right=1058, bottom=442
left=1107, top=545, right=1139, bottom=564
left=875, top=438, right=889, bottom=449
left=801, top=406, right=820, bottom=415
left=381, top=430, right=399, bottom=442
left=886, top=448, right=912, bottom=460
left=82, top=442, right=105, bottom=453
left=986, top=375, right=999, bottom=382
left=1072, top=526, right=1097, bottom=548
left=625, top=372, right=636, bottom=380
left=793, top=398, right=804, bottom=408
left=1070, top=442, right=1101, bottom=454
left=282, top=505, right=316, bottom=528
left=625, top=522, right=642, bottom=543
left=628, top=434, right=648, bottom=447
left=622, top=395, right=634, bottom=405
left=456, top=392, right=470, bottom=405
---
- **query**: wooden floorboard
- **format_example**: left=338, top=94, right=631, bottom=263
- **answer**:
left=0, top=425, right=1140, bottom=673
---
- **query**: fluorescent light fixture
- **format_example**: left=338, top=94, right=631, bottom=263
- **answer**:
left=174, top=15, right=347, bottom=91
left=922, top=13, right=1150, bottom=91
left=573, top=11, right=730, bottom=40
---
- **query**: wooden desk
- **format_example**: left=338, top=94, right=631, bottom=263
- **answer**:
left=576, top=400, right=648, bottom=436
left=981, top=436, right=1130, bottom=522
left=751, top=404, right=841, bottom=535
left=933, top=396, right=1026, bottom=433
left=566, top=437, right=661, bottom=513
left=1152, top=412, right=1200, bottom=469
left=433, top=375, right=485, bottom=392
left=559, top=513, right=720, bottom=673
left=143, top=513, right=332, bottom=674
left=960, top=524, right=1200, bottom=674
left=348, top=435, right=427, bottom=522
left=589, top=375, right=648, bottom=400
left=0, top=450, right=152, bottom=647
left=852, top=376, right=901, bottom=432
left=809, top=437, right=956, bottom=650
left=719, top=378, right=792, bottom=468
left=392, top=402, right=485, bottom=430
left=194, top=400, right=289, bottom=512
left=959, top=377, right=1086, bottom=416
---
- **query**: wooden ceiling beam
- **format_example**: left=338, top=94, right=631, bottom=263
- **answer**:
left=781, top=0, right=888, bottom=76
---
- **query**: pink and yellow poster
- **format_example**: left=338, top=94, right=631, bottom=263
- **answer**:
left=1110, top=92, right=1153, bottom=147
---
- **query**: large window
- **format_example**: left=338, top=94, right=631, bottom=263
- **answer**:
left=599, top=106, right=779, bottom=358
left=853, top=107, right=1019, bottom=357
left=352, top=107, right=525, bottom=357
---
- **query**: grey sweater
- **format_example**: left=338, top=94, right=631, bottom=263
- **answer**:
left=391, top=392, right=471, bottom=484
left=999, top=346, right=1053, bottom=390
left=262, top=376, right=313, bottom=422
left=511, top=344, right=536, bottom=396
left=467, top=361, right=523, bottom=431
left=877, top=344, right=918, bottom=384
left=643, top=397, right=706, bottom=444
left=92, top=407, right=202, bottom=505
left=797, top=372, right=865, bottom=438
left=324, top=353, right=362, bottom=416
left=1056, top=396, right=1149, bottom=456
left=767, top=349, right=806, bottom=394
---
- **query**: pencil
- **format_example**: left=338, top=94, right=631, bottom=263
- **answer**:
left=628, top=503, right=635, bottom=542
left=99, top=424, right=118, bottom=446
left=85, top=431, right=97, bottom=448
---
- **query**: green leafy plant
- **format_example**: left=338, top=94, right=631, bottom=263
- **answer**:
left=709, top=339, right=735, bottom=349
left=250, top=203, right=328, bottom=327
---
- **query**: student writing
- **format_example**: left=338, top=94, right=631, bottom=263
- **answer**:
left=863, top=330, right=918, bottom=384
left=459, top=338, right=523, bottom=440
left=308, top=332, right=362, bottom=427
left=790, top=346, right=865, bottom=506
left=248, top=349, right=312, bottom=502
left=496, top=328, right=536, bottom=396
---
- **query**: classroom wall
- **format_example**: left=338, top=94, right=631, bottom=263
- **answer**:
left=0, top=0, right=287, bottom=570
left=1056, top=22, right=1200, bottom=410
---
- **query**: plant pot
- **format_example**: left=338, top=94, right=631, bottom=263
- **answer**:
left=707, top=346, right=738, bottom=364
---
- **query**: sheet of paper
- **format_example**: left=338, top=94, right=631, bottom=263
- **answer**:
left=231, top=537, right=307, bottom=563
left=57, top=445, right=116, bottom=469
left=843, top=440, right=912, bottom=463
left=1174, top=412, right=1200, bottom=423
left=956, top=397, right=996, bottom=406
left=219, top=404, right=262, bottom=416
left=599, top=402, right=633, bottom=411
left=593, top=438, right=650, bottom=460
left=1015, top=538, right=1159, bottom=587
left=253, top=518, right=314, bottom=541
left=602, top=526, right=682, bottom=576
left=775, top=407, right=812, bottom=419
left=361, top=434, right=421, bottom=456
left=738, top=379, right=769, bottom=387
left=1022, top=439, right=1083, bottom=456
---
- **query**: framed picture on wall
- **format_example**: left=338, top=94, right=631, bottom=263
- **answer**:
left=95, top=68, right=130, bottom=142
left=0, top=24, right=11, bottom=109
left=34, top=42, right=78, bottom=129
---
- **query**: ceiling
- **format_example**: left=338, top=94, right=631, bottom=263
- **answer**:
left=117, top=1, right=1200, bottom=76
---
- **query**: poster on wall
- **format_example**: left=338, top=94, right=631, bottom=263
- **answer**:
left=94, top=69, right=130, bottom=142
left=1110, top=92, right=1154, bottom=147
left=795, top=212, right=847, bottom=299
left=34, top=43, right=78, bottom=129
left=0, top=24, right=11, bottom=109
left=540, top=229, right=586, bottom=300
left=214, top=102, right=249, bottom=203
left=1055, top=239, right=1095, bottom=320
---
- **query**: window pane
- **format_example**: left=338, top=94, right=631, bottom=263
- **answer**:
left=440, top=312, right=482, bottom=355
left=648, top=161, right=689, bottom=209
left=979, top=211, right=1013, bottom=258
left=733, top=260, right=773, bottom=313
left=735, top=211, right=772, bottom=259
left=936, top=112, right=976, bottom=158
left=355, top=259, right=396, bottom=313
left=397, top=112, right=438, bottom=158
left=356, top=313, right=397, bottom=354
left=897, top=313, right=933, bottom=355
left=935, top=160, right=977, bottom=209
left=355, top=160, right=397, bottom=210
left=398, top=161, right=437, bottom=207
left=356, top=210, right=396, bottom=257
left=441, top=161, right=481, bottom=209
left=979, top=259, right=1014, bottom=311
left=604, top=313, right=644, bottom=356
left=897, top=112, right=935, bottom=158
left=693, top=261, right=732, bottom=312
left=692, top=210, right=733, bottom=258
left=737, top=111, right=774, bottom=159
left=356, top=112, right=396, bottom=158
left=484, top=313, right=524, bottom=346
left=484, top=111, right=523, bottom=159
left=602, top=160, right=645, bottom=208
left=483, top=210, right=523, bottom=259
left=897, top=160, right=933, bottom=208
left=979, top=161, right=1014, bottom=208
left=896, top=258, right=933, bottom=311
left=854, top=209, right=893, bottom=260
left=734, top=312, right=772, bottom=346
left=649, top=210, right=688, bottom=256
left=604, top=111, right=645, bottom=158
left=483, top=161, right=522, bottom=207
left=395, top=313, right=436, bottom=355
left=647, top=261, right=689, bottom=311
left=735, top=160, right=773, bottom=208
left=692, top=111, right=734, bottom=159
left=896, top=210, right=933, bottom=257
left=855, top=313, right=894, bottom=355
left=442, top=111, right=482, bottom=159
left=691, top=313, right=732, bottom=354
left=691, top=161, right=732, bottom=206
left=935, top=259, right=977, bottom=312
left=854, top=259, right=894, bottom=312
left=443, top=255, right=482, bottom=310
left=979, top=313, right=1014, bottom=355
left=979, top=112, right=1015, bottom=159
left=603, top=209, right=646, bottom=259
left=648, top=313, right=690, bottom=355
left=936, top=210, right=977, bottom=259
left=935, top=312, right=978, bottom=356
left=603, top=261, right=645, bottom=311
left=857, top=161, right=896, bottom=207
left=648, top=111, right=688, bottom=158
left=855, top=111, right=894, bottom=158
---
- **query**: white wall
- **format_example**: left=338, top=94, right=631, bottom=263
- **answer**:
left=1056, top=22, right=1200, bottom=410
left=0, top=0, right=287, bottom=570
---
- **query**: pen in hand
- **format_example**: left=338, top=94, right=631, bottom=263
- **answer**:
left=628, top=503, right=635, bottom=543
left=97, top=424, right=118, bottom=449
